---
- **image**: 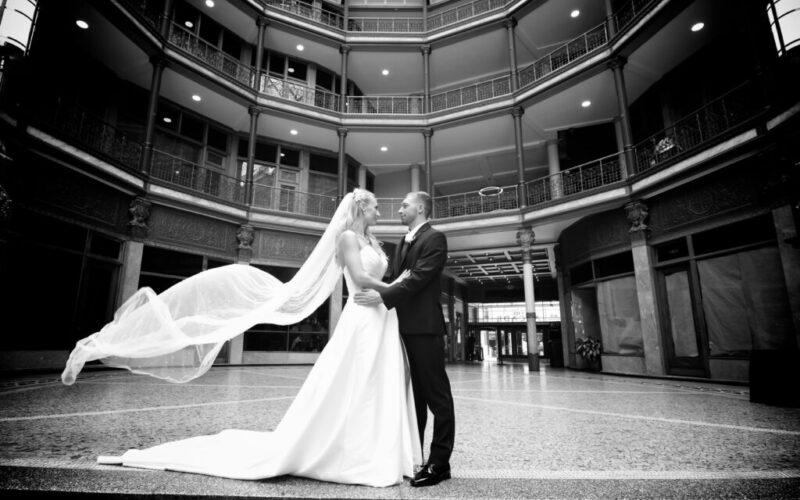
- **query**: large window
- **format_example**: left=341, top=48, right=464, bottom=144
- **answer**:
left=473, top=302, right=561, bottom=322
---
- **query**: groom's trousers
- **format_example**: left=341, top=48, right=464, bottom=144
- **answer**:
left=401, top=334, right=455, bottom=466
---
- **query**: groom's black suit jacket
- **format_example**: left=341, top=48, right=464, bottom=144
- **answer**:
left=379, top=222, right=448, bottom=336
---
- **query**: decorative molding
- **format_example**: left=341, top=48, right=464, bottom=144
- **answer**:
left=256, top=229, right=319, bottom=262
left=502, top=17, right=517, bottom=30
left=422, top=128, right=434, bottom=138
left=511, top=106, right=524, bottom=118
left=148, top=207, right=235, bottom=253
left=237, top=224, right=254, bottom=249
left=37, top=169, right=122, bottom=228
left=420, top=44, right=431, bottom=55
left=516, top=227, right=535, bottom=261
left=624, top=199, right=649, bottom=237
left=339, top=44, right=351, bottom=55
left=127, top=197, right=152, bottom=240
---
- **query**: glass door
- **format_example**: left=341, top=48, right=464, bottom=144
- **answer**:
left=658, top=265, right=708, bottom=377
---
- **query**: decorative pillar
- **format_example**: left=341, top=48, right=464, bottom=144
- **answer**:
left=609, top=57, right=634, bottom=178
left=423, top=128, right=433, bottom=198
left=554, top=245, right=575, bottom=367
left=343, top=0, right=349, bottom=30
left=604, top=0, right=616, bottom=38
left=511, top=106, right=527, bottom=208
left=337, top=127, right=348, bottom=198
left=339, top=45, right=351, bottom=112
left=625, top=200, right=666, bottom=375
left=358, top=164, right=367, bottom=189
left=236, top=224, right=254, bottom=263
left=503, top=17, right=519, bottom=91
left=246, top=106, right=260, bottom=206
left=118, top=198, right=151, bottom=307
left=140, top=57, right=166, bottom=175
left=421, top=45, right=431, bottom=114
left=410, top=163, right=421, bottom=192
left=517, top=227, right=539, bottom=371
left=254, top=16, right=268, bottom=93
left=547, top=139, right=562, bottom=199
left=159, top=0, right=174, bottom=38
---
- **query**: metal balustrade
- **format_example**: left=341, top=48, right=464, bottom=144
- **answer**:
left=525, top=154, right=624, bottom=206
left=252, top=183, right=339, bottom=218
left=259, top=75, right=341, bottom=111
left=150, top=149, right=245, bottom=204
left=345, top=95, right=424, bottom=115
left=632, top=81, right=757, bottom=175
left=264, top=0, right=344, bottom=30
left=376, top=198, right=404, bottom=218
left=120, top=0, right=161, bottom=28
left=427, top=0, right=511, bottom=30
left=430, top=75, right=512, bottom=112
left=433, top=185, right=519, bottom=218
left=348, top=17, right=425, bottom=33
left=168, top=23, right=254, bottom=87
left=518, top=23, right=608, bottom=88
left=613, top=0, right=657, bottom=35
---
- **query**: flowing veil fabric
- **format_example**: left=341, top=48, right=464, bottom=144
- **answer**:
left=61, top=193, right=356, bottom=385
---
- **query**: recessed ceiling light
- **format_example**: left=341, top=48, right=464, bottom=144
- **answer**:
left=184, top=21, right=194, bottom=28
left=581, top=100, right=591, bottom=108
left=162, top=117, right=172, bottom=123
left=691, top=22, right=704, bottom=32
left=290, top=129, right=298, bottom=135
left=571, top=9, right=580, bottom=18
left=381, top=69, right=390, bottom=76
left=76, top=20, right=89, bottom=29
left=288, top=67, right=295, bottom=73
left=380, top=146, right=388, bottom=152
left=296, top=44, right=304, bottom=51
left=192, top=94, right=202, bottom=102
left=205, top=0, right=215, bottom=7
left=280, top=153, right=285, bottom=157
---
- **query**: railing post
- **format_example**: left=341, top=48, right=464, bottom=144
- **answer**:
left=421, top=45, right=431, bottom=114
left=140, top=56, right=167, bottom=176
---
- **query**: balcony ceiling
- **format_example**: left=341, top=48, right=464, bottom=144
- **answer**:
left=515, top=0, right=607, bottom=63
left=348, top=49, right=425, bottom=95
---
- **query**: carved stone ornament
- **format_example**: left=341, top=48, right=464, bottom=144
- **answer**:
left=516, top=227, right=535, bottom=251
left=236, top=224, right=255, bottom=250
left=127, top=197, right=152, bottom=239
left=625, top=200, right=649, bottom=235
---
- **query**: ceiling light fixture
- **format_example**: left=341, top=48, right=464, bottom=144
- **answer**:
left=296, top=44, right=304, bottom=51
left=581, top=100, right=591, bottom=108
left=76, top=20, right=89, bottom=29
left=380, top=146, right=388, bottom=152
left=288, top=67, right=295, bottom=73
left=691, top=22, right=704, bottom=32
left=571, top=9, right=580, bottom=18
left=290, top=129, right=298, bottom=136
left=381, top=69, right=390, bottom=76
left=191, top=94, right=202, bottom=102
left=184, top=21, right=194, bottom=28
left=162, top=117, right=172, bottom=123
left=205, top=0, right=215, bottom=7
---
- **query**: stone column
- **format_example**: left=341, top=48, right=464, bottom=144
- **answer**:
left=329, top=277, right=344, bottom=338
left=254, top=16, right=268, bottom=93
left=140, top=57, right=166, bottom=175
left=609, top=57, right=634, bottom=178
left=511, top=106, right=527, bottom=208
left=118, top=197, right=151, bottom=307
left=358, top=164, right=367, bottom=189
left=421, top=45, right=431, bottom=114
left=554, top=245, right=574, bottom=367
left=246, top=106, right=260, bottom=206
left=343, top=0, right=349, bottom=30
left=410, top=163, right=421, bottom=191
left=517, top=227, right=539, bottom=371
left=625, top=200, right=666, bottom=375
left=422, top=0, right=428, bottom=32
left=503, top=17, right=519, bottom=91
left=772, top=204, right=800, bottom=346
left=339, top=45, right=351, bottom=112
left=159, top=0, right=174, bottom=38
left=604, top=0, right=616, bottom=38
left=337, top=127, right=348, bottom=198
left=423, top=128, right=433, bottom=198
left=547, top=139, right=562, bottom=199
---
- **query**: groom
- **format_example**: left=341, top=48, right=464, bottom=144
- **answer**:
left=353, top=191, right=455, bottom=487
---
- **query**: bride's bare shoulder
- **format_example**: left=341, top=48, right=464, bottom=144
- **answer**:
left=337, top=230, right=361, bottom=250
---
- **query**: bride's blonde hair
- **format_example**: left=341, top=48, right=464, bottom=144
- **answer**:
left=340, top=188, right=386, bottom=260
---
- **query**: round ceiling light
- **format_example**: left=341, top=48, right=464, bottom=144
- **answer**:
left=381, top=69, right=390, bottom=76
left=191, top=94, right=202, bottom=102
left=296, top=44, right=304, bottom=51
left=205, top=0, right=215, bottom=7
left=691, top=22, right=704, bottom=32
left=76, top=20, right=89, bottom=29
left=581, top=100, right=591, bottom=108
left=570, top=10, right=580, bottom=18
left=290, top=129, right=298, bottom=136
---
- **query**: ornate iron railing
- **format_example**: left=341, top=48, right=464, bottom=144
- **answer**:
left=632, top=81, right=757, bottom=175
left=345, top=95, right=424, bottom=114
left=525, top=153, right=624, bottom=206
left=427, top=0, right=511, bottom=31
left=168, top=23, right=254, bottom=87
left=150, top=149, right=245, bottom=203
left=433, top=185, right=519, bottom=218
left=612, top=0, right=658, bottom=35
left=120, top=0, right=162, bottom=28
left=258, top=75, right=341, bottom=111
left=430, top=74, right=511, bottom=112
left=376, top=198, right=404, bottom=218
left=518, top=23, right=608, bottom=88
left=252, top=183, right=339, bottom=218
left=348, top=17, right=425, bottom=33
left=264, top=0, right=345, bottom=30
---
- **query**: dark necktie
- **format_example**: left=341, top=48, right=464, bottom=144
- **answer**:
left=399, top=237, right=410, bottom=268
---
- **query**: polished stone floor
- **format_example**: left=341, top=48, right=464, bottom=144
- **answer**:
left=1, top=362, right=799, bottom=499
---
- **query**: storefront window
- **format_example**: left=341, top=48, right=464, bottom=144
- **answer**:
left=596, top=276, right=643, bottom=355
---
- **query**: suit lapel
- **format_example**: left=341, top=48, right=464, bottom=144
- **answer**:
left=400, top=223, right=431, bottom=269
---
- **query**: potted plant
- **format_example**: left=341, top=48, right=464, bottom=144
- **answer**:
left=575, top=337, right=602, bottom=372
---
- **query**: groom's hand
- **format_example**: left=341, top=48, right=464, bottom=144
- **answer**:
left=353, top=289, right=383, bottom=306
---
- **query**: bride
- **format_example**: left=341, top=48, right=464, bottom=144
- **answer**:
left=61, top=189, right=423, bottom=487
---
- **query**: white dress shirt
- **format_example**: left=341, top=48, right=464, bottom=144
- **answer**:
left=404, top=222, right=427, bottom=244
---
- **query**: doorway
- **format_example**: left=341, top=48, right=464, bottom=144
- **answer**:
left=657, top=264, right=708, bottom=377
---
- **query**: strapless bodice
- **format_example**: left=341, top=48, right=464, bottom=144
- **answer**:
left=344, top=245, right=388, bottom=294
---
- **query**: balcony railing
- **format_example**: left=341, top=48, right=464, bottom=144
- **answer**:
left=259, top=75, right=341, bottom=112
left=168, top=23, right=254, bottom=87
left=612, top=0, right=658, bottom=35
left=430, top=74, right=512, bottom=112
left=151, top=149, right=245, bottom=204
left=632, top=81, right=758, bottom=175
left=526, top=153, right=624, bottom=207
left=252, top=183, right=339, bottom=218
left=120, top=0, right=162, bottom=28
left=427, top=0, right=512, bottom=31
left=377, top=198, right=404, bottom=218
left=264, top=0, right=344, bottom=30
left=518, top=23, right=608, bottom=88
left=345, top=95, right=424, bottom=115
left=348, top=17, right=425, bottom=33
left=433, top=185, right=519, bottom=218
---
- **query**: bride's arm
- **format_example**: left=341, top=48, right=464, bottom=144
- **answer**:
left=338, top=231, right=393, bottom=291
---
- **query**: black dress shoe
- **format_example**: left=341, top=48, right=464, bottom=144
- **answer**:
left=410, top=463, right=451, bottom=487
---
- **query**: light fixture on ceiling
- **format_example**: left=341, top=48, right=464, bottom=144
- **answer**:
left=381, top=69, right=390, bottom=76
left=184, top=21, right=194, bottom=28
left=162, top=117, right=172, bottom=123
left=76, top=20, right=89, bottom=29
left=581, top=100, right=591, bottom=108
left=296, top=44, right=304, bottom=51
left=380, top=146, right=388, bottom=152
left=205, top=0, right=215, bottom=7
left=288, top=67, right=295, bottom=73
left=290, top=129, right=298, bottom=136
left=280, top=153, right=285, bottom=157
left=571, top=9, right=580, bottom=18
left=691, top=22, right=704, bottom=32
left=191, top=94, right=202, bottom=102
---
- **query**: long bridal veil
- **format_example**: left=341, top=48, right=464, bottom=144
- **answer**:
left=61, top=192, right=358, bottom=385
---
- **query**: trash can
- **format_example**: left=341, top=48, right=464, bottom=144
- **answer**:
left=749, top=350, right=800, bottom=407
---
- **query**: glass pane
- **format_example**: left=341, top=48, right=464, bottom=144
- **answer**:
left=596, top=276, right=643, bottom=355
left=664, top=271, right=699, bottom=357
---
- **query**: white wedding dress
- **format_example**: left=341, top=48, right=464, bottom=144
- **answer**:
left=102, top=245, right=422, bottom=487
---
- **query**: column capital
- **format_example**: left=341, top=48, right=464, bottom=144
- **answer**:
left=516, top=227, right=535, bottom=253
left=422, top=128, right=434, bottom=138
left=511, top=106, right=524, bottom=118
left=236, top=224, right=255, bottom=250
left=248, top=105, right=261, bottom=117
left=256, top=15, right=269, bottom=28
left=337, top=127, right=348, bottom=137
left=607, top=55, right=627, bottom=71
left=127, top=197, right=152, bottom=240
left=339, top=44, right=351, bottom=55
left=420, top=44, right=431, bottom=55
left=149, top=55, right=169, bottom=68
left=502, top=16, right=517, bottom=30
left=410, top=162, right=421, bottom=170
left=625, top=199, right=650, bottom=242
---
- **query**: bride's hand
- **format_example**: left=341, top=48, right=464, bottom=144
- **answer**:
left=398, top=270, right=412, bottom=282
